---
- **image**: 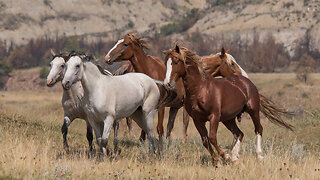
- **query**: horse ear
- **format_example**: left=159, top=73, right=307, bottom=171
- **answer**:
left=219, top=48, right=225, bottom=59
left=175, top=45, right=180, bottom=54
left=50, top=49, right=56, bottom=57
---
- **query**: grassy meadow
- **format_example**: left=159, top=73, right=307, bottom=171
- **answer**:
left=0, top=73, right=320, bottom=179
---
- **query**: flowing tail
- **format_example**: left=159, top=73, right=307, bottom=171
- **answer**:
left=153, top=80, right=177, bottom=108
left=259, top=94, right=295, bottom=131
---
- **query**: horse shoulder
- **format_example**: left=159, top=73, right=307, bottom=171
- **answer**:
left=147, top=55, right=166, bottom=79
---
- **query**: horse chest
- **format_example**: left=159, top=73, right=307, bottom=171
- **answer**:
left=185, top=95, right=208, bottom=119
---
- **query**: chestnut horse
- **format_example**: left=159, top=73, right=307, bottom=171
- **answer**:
left=163, top=45, right=294, bottom=162
left=105, top=34, right=249, bottom=142
left=105, top=34, right=186, bottom=143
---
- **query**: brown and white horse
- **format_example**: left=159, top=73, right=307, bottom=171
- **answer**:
left=163, top=45, right=294, bottom=163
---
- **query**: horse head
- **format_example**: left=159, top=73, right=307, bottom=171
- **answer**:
left=105, top=33, right=149, bottom=64
left=46, top=50, right=69, bottom=87
left=163, top=45, right=187, bottom=90
left=62, top=52, right=86, bottom=90
left=219, top=48, right=248, bottom=78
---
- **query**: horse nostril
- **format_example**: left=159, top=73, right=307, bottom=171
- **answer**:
left=46, top=79, right=53, bottom=86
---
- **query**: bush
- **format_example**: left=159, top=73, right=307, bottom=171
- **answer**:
left=160, top=23, right=178, bottom=36
left=39, top=66, right=49, bottom=79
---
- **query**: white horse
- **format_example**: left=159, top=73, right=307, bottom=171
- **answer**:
left=46, top=50, right=121, bottom=153
left=62, top=52, right=160, bottom=160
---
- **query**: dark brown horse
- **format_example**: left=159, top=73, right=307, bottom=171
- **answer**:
left=105, top=34, right=186, bottom=142
left=163, top=45, right=294, bottom=163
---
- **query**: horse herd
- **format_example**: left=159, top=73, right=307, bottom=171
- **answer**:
left=46, top=33, right=294, bottom=163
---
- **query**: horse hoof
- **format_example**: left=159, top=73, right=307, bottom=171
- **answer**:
left=213, top=159, right=223, bottom=168
left=257, top=154, right=264, bottom=161
left=98, top=155, right=104, bottom=162
left=114, top=147, right=121, bottom=155
left=231, top=156, right=239, bottom=162
left=106, top=147, right=112, bottom=156
left=224, top=153, right=231, bottom=160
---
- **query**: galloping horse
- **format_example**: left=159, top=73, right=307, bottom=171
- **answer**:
left=107, top=35, right=249, bottom=142
left=62, top=52, right=160, bottom=160
left=105, top=34, right=186, bottom=142
left=163, top=45, right=294, bottom=162
left=47, top=50, right=123, bottom=153
left=46, top=50, right=94, bottom=152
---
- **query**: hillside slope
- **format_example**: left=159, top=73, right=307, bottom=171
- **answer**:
left=0, top=0, right=319, bottom=55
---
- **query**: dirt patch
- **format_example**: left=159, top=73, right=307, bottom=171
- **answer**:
left=4, top=67, right=60, bottom=91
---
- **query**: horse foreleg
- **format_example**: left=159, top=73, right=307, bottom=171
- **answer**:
left=126, top=117, right=133, bottom=135
left=85, top=120, right=94, bottom=152
left=166, top=107, right=179, bottom=139
left=182, top=107, right=190, bottom=143
left=222, top=119, right=244, bottom=161
left=208, top=114, right=226, bottom=160
left=61, top=115, right=73, bottom=152
left=113, top=120, right=121, bottom=155
left=193, top=119, right=219, bottom=162
left=97, top=116, right=114, bottom=160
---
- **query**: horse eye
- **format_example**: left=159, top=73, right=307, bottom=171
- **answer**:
left=61, top=64, right=65, bottom=68
left=76, top=65, right=80, bottom=68
left=124, top=44, right=128, bottom=46
left=174, top=61, right=179, bottom=65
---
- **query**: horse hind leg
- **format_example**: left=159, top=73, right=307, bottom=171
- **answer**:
left=166, top=107, right=179, bottom=139
left=248, top=109, right=264, bottom=161
left=113, top=120, right=121, bottom=155
left=126, top=117, right=133, bottom=135
left=222, top=118, right=244, bottom=162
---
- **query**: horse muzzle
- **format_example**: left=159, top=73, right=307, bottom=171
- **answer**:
left=105, top=55, right=114, bottom=65
left=164, top=81, right=176, bottom=91
left=46, top=78, right=56, bottom=87
left=62, top=80, right=72, bottom=90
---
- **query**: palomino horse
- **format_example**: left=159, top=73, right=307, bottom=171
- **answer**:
left=47, top=50, right=123, bottom=153
left=62, top=52, right=160, bottom=160
left=163, top=45, right=294, bottom=162
left=105, top=34, right=186, bottom=143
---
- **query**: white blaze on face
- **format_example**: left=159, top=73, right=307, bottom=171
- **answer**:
left=106, top=39, right=124, bottom=58
left=164, top=58, right=173, bottom=84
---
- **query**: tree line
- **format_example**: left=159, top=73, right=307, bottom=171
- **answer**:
left=0, top=31, right=319, bottom=74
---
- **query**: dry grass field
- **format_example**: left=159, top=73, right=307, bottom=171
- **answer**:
left=0, top=73, right=320, bottom=179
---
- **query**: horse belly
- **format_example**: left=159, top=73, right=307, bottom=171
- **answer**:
left=220, top=98, right=246, bottom=120
left=114, top=90, right=144, bottom=119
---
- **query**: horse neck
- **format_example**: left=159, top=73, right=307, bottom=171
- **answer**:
left=182, top=58, right=205, bottom=94
left=130, top=45, right=154, bottom=74
left=81, top=62, right=106, bottom=95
